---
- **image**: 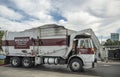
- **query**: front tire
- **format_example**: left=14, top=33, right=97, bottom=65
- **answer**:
left=11, top=57, right=21, bottom=67
left=22, top=57, right=33, bottom=68
left=69, top=58, right=83, bottom=72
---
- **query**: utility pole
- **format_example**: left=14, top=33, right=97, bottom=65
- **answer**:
left=101, top=35, right=103, bottom=45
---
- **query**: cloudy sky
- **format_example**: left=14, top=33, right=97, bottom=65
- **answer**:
left=0, top=0, right=120, bottom=41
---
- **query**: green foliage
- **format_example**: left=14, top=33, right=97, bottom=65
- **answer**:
left=104, top=39, right=120, bottom=46
left=0, top=31, right=4, bottom=49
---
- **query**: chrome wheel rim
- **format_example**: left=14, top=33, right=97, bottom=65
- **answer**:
left=72, top=62, right=80, bottom=70
left=23, top=59, right=30, bottom=67
left=12, top=59, right=18, bottom=66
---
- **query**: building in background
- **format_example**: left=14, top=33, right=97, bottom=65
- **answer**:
left=111, top=33, right=119, bottom=41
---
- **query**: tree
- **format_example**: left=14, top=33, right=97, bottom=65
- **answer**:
left=104, top=39, right=120, bottom=46
left=0, top=31, right=4, bottom=50
left=104, top=39, right=113, bottom=46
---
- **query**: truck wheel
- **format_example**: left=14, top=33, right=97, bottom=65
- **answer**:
left=11, top=57, right=21, bottom=67
left=69, top=58, right=83, bottom=72
left=22, top=57, right=33, bottom=68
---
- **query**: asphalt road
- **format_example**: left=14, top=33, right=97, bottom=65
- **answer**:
left=0, top=61, right=120, bottom=77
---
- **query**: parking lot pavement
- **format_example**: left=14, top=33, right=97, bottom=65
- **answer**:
left=0, top=61, right=120, bottom=77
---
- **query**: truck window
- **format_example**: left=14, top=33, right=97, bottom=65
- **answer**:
left=78, top=39, right=93, bottom=48
left=80, top=40, right=85, bottom=48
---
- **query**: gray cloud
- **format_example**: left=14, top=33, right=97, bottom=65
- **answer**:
left=0, top=0, right=120, bottom=41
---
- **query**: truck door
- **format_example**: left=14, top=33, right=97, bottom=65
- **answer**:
left=77, top=38, right=94, bottom=54
left=72, top=39, right=78, bottom=54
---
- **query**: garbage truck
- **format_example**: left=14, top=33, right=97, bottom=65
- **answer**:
left=2, top=24, right=100, bottom=72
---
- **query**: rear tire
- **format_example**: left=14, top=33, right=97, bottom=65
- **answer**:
left=22, top=57, right=33, bottom=68
left=69, top=58, right=83, bottom=72
left=11, top=57, right=21, bottom=67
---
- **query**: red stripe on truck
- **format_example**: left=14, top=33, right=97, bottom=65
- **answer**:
left=2, top=38, right=67, bottom=47
left=77, top=48, right=94, bottom=54
left=39, top=38, right=67, bottom=46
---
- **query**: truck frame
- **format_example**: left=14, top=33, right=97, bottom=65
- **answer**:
left=2, top=24, right=100, bottom=72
